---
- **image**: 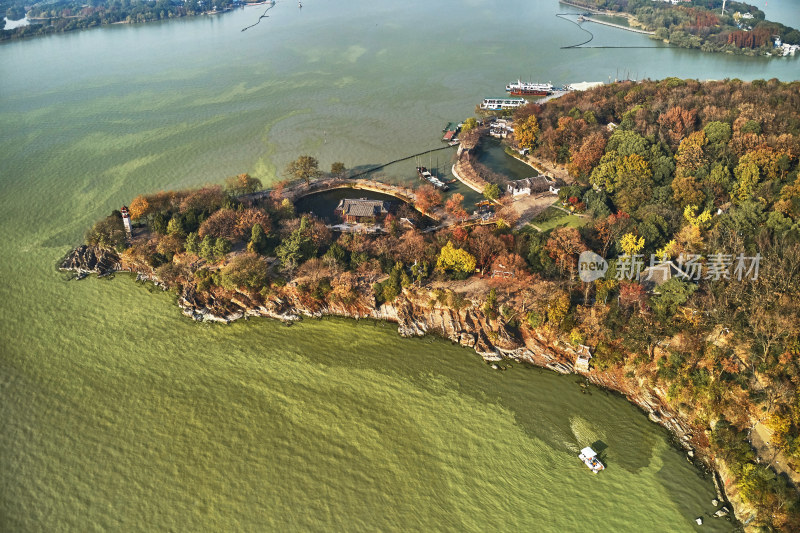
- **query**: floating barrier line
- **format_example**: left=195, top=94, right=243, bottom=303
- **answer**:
left=348, top=145, right=455, bottom=180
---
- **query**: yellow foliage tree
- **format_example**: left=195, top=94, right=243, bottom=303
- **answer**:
left=619, top=233, right=645, bottom=256
left=655, top=239, right=679, bottom=260
left=683, top=204, right=712, bottom=230
left=515, top=115, right=540, bottom=151
left=436, top=241, right=477, bottom=275
left=546, top=292, right=570, bottom=327
left=674, top=130, right=708, bottom=177
left=128, top=195, right=150, bottom=220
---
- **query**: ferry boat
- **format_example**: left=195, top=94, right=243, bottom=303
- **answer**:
left=479, top=97, right=527, bottom=111
left=578, top=447, right=605, bottom=473
left=416, top=166, right=449, bottom=191
left=505, top=80, right=554, bottom=96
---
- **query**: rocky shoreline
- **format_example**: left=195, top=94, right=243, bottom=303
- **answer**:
left=59, top=243, right=745, bottom=526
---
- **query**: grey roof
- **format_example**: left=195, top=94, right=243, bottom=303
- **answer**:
left=509, top=175, right=553, bottom=192
left=337, top=198, right=388, bottom=218
left=640, top=261, right=688, bottom=291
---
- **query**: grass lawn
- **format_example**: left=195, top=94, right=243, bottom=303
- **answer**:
left=524, top=205, right=590, bottom=233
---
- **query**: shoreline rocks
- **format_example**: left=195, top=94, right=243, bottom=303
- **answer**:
left=58, top=245, right=121, bottom=275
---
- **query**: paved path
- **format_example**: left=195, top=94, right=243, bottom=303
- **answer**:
left=581, top=16, right=654, bottom=35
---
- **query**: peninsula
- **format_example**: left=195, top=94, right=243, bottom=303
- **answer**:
left=565, top=0, right=800, bottom=56
left=63, top=78, right=800, bottom=530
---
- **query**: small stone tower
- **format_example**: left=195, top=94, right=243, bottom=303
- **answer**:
left=120, top=205, right=132, bottom=239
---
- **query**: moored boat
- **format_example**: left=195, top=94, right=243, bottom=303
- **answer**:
left=416, top=166, right=449, bottom=191
left=442, top=122, right=460, bottom=142
left=505, top=79, right=553, bottom=96
left=479, top=97, right=527, bottom=111
left=578, top=447, right=605, bottom=473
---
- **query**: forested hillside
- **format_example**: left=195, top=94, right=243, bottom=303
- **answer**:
left=576, top=0, right=800, bottom=54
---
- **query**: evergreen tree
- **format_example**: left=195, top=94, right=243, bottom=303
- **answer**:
left=247, top=223, right=268, bottom=255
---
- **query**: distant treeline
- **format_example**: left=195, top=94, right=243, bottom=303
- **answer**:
left=1, top=0, right=238, bottom=40
left=575, top=0, right=800, bottom=55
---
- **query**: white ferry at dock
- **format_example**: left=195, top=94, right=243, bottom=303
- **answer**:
left=505, top=80, right=554, bottom=96
left=480, top=97, right=527, bottom=111
left=579, top=447, right=605, bottom=473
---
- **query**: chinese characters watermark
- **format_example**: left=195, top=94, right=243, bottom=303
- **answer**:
left=579, top=252, right=761, bottom=282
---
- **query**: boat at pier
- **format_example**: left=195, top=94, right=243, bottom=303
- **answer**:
left=442, top=122, right=460, bottom=142
left=416, top=166, right=449, bottom=190
left=578, top=447, right=605, bottom=473
left=505, top=80, right=553, bottom=96
left=479, top=97, right=527, bottom=111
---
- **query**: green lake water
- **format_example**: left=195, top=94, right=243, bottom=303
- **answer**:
left=3, top=0, right=798, bottom=530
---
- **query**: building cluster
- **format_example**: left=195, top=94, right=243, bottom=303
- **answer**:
left=489, top=119, right=514, bottom=139
left=506, top=175, right=562, bottom=197
left=652, top=0, right=691, bottom=6
left=773, top=37, right=799, bottom=56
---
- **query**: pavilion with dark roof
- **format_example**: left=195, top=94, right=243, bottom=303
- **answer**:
left=335, top=198, right=389, bottom=224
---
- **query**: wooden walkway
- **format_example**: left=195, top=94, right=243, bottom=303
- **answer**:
left=581, top=16, right=654, bottom=35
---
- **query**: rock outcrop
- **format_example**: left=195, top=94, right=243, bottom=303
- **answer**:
left=59, top=245, right=121, bottom=275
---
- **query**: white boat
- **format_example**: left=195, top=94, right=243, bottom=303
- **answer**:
left=505, top=80, right=554, bottom=96
left=578, top=447, right=605, bottom=473
left=416, top=166, right=449, bottom=190
left=479, top=97, right=527, bottom=111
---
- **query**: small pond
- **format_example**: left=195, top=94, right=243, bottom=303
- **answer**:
left=475, top=137, right=540, bottom=181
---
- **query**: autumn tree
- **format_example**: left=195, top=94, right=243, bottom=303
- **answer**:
left=128, top=195, right=151, bottom=220
left=672, top=174, right=706, bottom=209
left=567, top=131, right=607, bottom=181
left=330, top=162, right=346, bottom=177
left=198, top=209, right=242, bottom=241
left=224, top=173, right=262, bottom=196
left=397, top=230, right=428, bottom=265
left=467, top=226, right=505, bottom=274
left=544, top=226, right=586, bottom=278
left=592, top=152, right=654, bottom=214
left=436, top=241, right=477, bottom=277
left=285, top=155, right=321, bottom=185
left=156, top=234, right=184, bottom=258
left=594, top=212, right=632, bottom=257
left=444, top=193, right=468, bottom=221
left=619, top=281, right=648, bottom=311
left=658, top=106, right=696, bottom=148
left=414, top=184, right=442, bottom=213
left=515, top=114, right=541, bottom=151
left=235, top=208, right=271, bottom=238
left=675, top=131, right=708, bottom=177
left=619, top=233, right=645, bottom=256
left=180, top=186, right=226, bottom=214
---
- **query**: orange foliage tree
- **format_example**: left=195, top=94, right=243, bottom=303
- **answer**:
left=198, top=209, right=242, bottom=241
left=568, top=131, right=607, bottom=180
left=414, top=184, right=442, bottom=213
left=128, top=195, right=150, bottom=220
left=445, top=193, right=468, bottom=221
